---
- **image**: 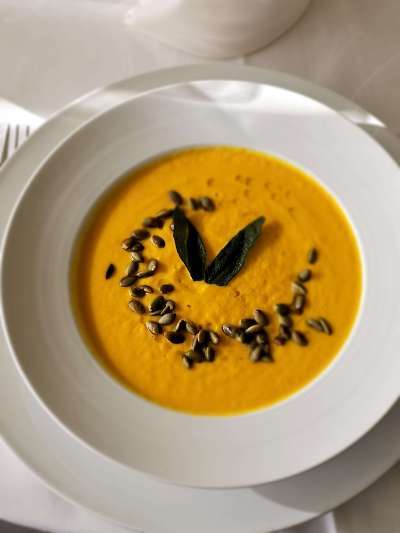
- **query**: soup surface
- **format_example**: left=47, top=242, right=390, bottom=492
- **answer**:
left=72, top=146, right=362, bottom=415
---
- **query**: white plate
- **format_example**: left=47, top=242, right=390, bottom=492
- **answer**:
left=2, top=72, right=400, bottom=489
left=1, top=64, right=400, bottom=532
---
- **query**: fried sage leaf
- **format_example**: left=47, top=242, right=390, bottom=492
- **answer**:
left=172, top=207, right=207, bottom=281
left=205, top=216, right=265, bottom=286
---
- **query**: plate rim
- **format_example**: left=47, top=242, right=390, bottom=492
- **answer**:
left=2, top=76, right=400, bottom=487
left=0, top=63, right=399, bottom=531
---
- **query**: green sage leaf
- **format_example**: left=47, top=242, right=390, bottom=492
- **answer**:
left=172, top=207, right=207, bottom=281
left=205, top=216, right=265, bottom=286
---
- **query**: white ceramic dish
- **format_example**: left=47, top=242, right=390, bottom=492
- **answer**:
left=1, top=64, right=400, bottom=531
left=2, top=74, right=400, bottom=489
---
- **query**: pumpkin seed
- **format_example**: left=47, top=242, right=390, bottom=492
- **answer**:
left=199, top=196, right=215, bottom=211
left=160, top=283, right=174, bottom=294
left=151, top=235, right=165, bottom=248
left=158, top=312, right=176, bottom=325
left=191, top=336, right=200, bottom=351
left=131, top=228, right=150, bottom=240
left=249, top=345, right=263, bottom=362
left=307, top=247, right=318, bottom=264
left=136, top=270, right=154, bottom=279
left=141, top=285, right=153, bottom=294
left=182, top=355, right=193, bottom=369
left=131, top=287, right=145, bottom=298
left=142, top=216, right=163, bottom=229
left=170, top=223, right=175, bottom=231
left=292, top=281, right=307, bottom=296
left=209, top=331, right=220, bottom=345
left=306, top=318, right=324, bottom=332
left=165, top=331, right=185, bottom=344
left=145, top=321, right=162, bottom=335
left=297, top=269, right=312, bottom=282
left=189, top=197, right=200, bottom=210
left=279, top=325, right=292, bottom=340
left=128, top=299, right=145, bottom=314
left=204, top=346, right=215, bottom=362
left=292, top=294, right=306, bottom=314
left=237, top=331, right=253, bottom=344
left=275, top=303, right=291, bottom=316
left=185, top=349, right=203, bottom=363
left=121, top=236, right=137, bottom=251
left=120, top=276, right=136, bottom=287
left=273, top=336, right=287, bottom=346
left=148, top=259, right=158, bottom=273
left=168, top=190, right=183, bottom=206
left=245, top=324, right=264, bottom=335
left=161, top=300, right=175, bottom=315
left=105, top=263, right=115, bottom=279
left=185, top=320, right=198, bottom=335
left=319, top=317, right=333, bottom=335
left=292, top=330, right=308, bottom=346
left=131, top=242, right=145, bottom=252
left=125, top=261, right=139, bottom=276
left=256, top=331, right=268, bottom=345
left=222, top=324, right=237, bottom=338
left=197, top=329, right=209, bottom=344
left=240, top=318, right=257, bottom=329
left=254, top=309, right=268, bottom=326
left=130, top=251, right=144, bottom=262
left=279, top=314, right=293, bottom=328
left=149, top=295, right=165, bottom=312
left=175, top=319, right=187, bottom=332
left=155, top=208, right=174, bottom=219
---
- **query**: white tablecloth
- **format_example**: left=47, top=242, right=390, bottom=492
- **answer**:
left=0, top=0, right=400, bottom=531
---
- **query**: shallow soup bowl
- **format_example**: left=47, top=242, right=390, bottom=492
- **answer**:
left=1, top=80, right=400, bottom=488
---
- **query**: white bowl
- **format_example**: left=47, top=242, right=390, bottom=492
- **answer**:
left=2, top=79, right=400, bottom=488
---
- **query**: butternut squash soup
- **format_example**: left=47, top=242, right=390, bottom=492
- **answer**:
left=72, top=146, right=362, bottom=415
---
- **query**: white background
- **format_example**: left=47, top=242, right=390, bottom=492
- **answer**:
left=0, top=0, right=400, bottom=531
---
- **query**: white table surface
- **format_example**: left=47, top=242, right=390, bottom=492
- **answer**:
left=0, top=0, right=400, bottom=531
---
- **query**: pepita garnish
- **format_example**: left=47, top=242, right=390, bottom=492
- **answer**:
left=275, top=303, right=291, bottom=316
left=126, top=261, right=139, bottom=276
left=209, top=331, right=220, bottom=345
left=119, top=276, right=136, bottom=287
left=168, top=190, right=183, bottom=206
left=128, top=299, right=146, bottom=315
left=297, top=269, right=312, bottom=282
left=145, top=321, right=162, bottom=335
left=105, top=263, right=115, bottom=279
left=130, top=251, right=144, bottom=262
left=182, top=355, right=193, bottom=369
left=160, top=283, right=174, bottom=294
left=165, top=331, right=185, bottom=344
left=151, top=235, right=165, bottom=248
left=142, top=216, right=163, bottom=229
left=199, top=196, right=215, bottom=212
left=131, top=228, right=150, bottom=240
left=291, top=330, right=308, bottom=346
left=292, top=293, right=305, bottom=314
left=158, top=312, right=176, bottom=326
left=307, top=247, right=318, bottom=264
left=292, top=281, right=307, bottom=296
left=254, top=309, right=268, bottom=326
left=147, top=259, right=158, bottom=273
left=306, top=318, right=324, bottom=332
left=185, top=320, right=198, bottom=335
left=204, top=346, right=215, bottom=362
left=149, top=295, right=165, bottom=312
left=222, top=324, right=237, bottom=338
